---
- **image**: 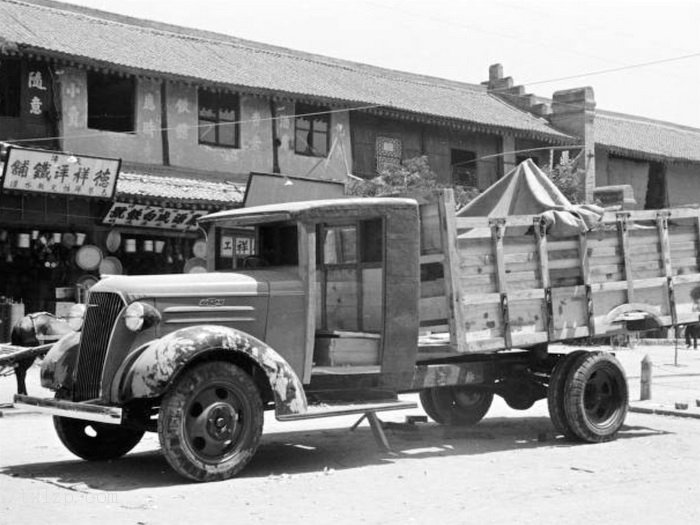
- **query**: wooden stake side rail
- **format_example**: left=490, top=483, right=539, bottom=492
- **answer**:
left=419, top=193, right=700, bottom=354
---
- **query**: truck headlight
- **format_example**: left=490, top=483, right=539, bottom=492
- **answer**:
left=67, top=303, right=86, bottom=331
left=124, top=302, right=161, bottom=332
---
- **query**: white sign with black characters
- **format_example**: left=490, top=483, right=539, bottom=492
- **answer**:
left=1, top=146, right=120, bottom=198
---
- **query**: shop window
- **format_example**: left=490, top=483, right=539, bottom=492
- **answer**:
left=295, top=102, right=330, bottom=157
left=0, top=59, right=21, bottom=117
left=198, top=89, right=239, bottom=148
left=87, top=72, right=135, bottom=132
left=451, top=149, right=477, bottom=187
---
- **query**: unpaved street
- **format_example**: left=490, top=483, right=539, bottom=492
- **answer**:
left=2, top=392, right=700, bottom=525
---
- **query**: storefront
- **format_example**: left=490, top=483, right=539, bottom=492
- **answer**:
left=0, top=146, right=244, bottom=334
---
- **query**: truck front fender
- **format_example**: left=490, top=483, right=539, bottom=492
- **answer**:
left=119, top=325, right=307, bottom=417
left=40, top=331, right=81, bottom=393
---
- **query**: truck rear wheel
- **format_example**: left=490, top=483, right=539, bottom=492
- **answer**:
left=420, top=387, right=493, bottom=426
left=547, top=350, right=590, bottom=438
left=563, top=352, right=628, bottom=443
left=158, top=361, right=263, bottom=482
left=53, top=417, right=144, bottom=461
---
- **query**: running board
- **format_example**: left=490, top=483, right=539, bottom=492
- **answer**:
left=276, top=399, right=417, bottom=421
left=277, top=399, right=417, bottom=453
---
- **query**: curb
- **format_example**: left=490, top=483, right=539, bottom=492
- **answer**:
left=628, top=403, right=700, bottom=420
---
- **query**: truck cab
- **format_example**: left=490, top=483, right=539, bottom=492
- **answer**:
left=19, top=197, right=423, bottom=481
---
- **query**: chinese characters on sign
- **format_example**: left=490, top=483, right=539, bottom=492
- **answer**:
left=220, top=236, right=254, bottom=258
left=26, top=65, right=49, bottom=118
left=1, top=147, right=120, bottom=198
left=103, top=202, right=207, bottom=232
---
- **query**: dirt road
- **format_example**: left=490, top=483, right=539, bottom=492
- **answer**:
left=2, top=395, right=700, bottom=525
left=2, top=344, right=700, bottom=524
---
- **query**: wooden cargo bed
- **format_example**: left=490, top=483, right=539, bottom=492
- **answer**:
left=419, top=192, right=700, bottom=354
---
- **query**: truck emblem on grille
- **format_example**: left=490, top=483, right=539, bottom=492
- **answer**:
left=199, top=298, right=225, bottom=307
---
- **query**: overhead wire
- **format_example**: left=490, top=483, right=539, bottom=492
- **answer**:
left=7, top=46, right=697, bottom=149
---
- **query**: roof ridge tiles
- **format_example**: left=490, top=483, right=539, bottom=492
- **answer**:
left=597, top=110, right=700, bottom=134
left=8, top=0, right=494, bottom=95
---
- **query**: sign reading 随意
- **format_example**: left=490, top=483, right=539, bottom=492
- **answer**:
left=1, top=146, right=120, bottom=198
left=103, top=202, right=207, bottom=232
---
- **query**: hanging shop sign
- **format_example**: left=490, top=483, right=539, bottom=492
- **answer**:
left=1, top=146, right=120, bottom=198
left=103, top=202, right=208, bottom=232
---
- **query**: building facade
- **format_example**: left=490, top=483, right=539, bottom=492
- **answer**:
left=1, top=0, right=697, bottom=320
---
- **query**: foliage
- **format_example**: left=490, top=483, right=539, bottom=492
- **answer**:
left=543, top=154, right=583, bottom=204
left=347, top=155, right=480, bottom=208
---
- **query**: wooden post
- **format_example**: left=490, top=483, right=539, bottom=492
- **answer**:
left=490, top=218, right=510, bottom=348
left=640, top=354, right=652, bottom=401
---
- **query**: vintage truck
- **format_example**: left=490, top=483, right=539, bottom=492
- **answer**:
left=15, top=190, right=700, bottom=481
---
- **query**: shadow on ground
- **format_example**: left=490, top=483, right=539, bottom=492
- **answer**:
left=0, top=416, right=670, bottom=492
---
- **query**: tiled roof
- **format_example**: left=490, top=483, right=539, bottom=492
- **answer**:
left=117, top=172, right=245, bottom=206
left=596, top=111, right=700, bottom=163
left=0, top=0, right=570, bottom=142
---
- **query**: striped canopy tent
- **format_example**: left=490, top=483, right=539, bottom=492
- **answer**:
left=457, top=159, right=602, bottom=237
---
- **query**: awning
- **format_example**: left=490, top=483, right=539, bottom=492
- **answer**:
left=116, top=171, right=245, bottom=208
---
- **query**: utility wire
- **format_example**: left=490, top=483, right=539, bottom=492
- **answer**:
left=519, top=53, right=700, bottom=88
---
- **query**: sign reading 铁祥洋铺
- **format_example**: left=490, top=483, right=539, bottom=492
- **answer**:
left=1, top=146, right=120, bottom=199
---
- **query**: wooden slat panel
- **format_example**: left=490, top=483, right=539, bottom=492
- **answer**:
left=420, top=278, right=445, bottom=298
left=419, top=296, right=448, bottom=322
left=668, top=232, right=698, bottom=244
left=299, top=222, right=317, bottom=383
left=439, top=191, right=466, bottom=350
left=420, top=253, right=445, bottom=264
left=463, top=302, right=501, bottom=333
left=460, top=263, right=496, bottom=275
left=504, top=269, right=539, bottom=282
left=547, top=239, right=579, bottom=251
left=548, top=257, right=581, bottom=270
left=362, top=267, right=383, bottom=332
left=325, top=268, right=358, bottom=331
left=460, top=274, right=496, bottom=286
left=457, top=238, right=493, bottom=255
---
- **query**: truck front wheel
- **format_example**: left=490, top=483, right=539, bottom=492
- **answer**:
left=53, top=417, right=144, bottom=461
left=420, top=387, right=493, bottom=426
left=158, top=361, right=263, bottom=482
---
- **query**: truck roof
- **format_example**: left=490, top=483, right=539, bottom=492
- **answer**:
left=200, top=197, right=418, bottom=225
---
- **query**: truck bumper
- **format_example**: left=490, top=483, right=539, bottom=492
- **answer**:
left=13, top=395, right=123, bottom=425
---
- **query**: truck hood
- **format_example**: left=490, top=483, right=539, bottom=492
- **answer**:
left=90, top=269, right=302, bottom=302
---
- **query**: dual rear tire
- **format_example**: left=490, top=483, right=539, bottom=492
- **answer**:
left=420, top=387, right=494, bottom=426
left=548, top=351, right=628, bottom=442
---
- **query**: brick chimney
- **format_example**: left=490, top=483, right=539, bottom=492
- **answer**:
left=549, top=87, right=596, bottom=203
left=483, top=63, right=551, bottom=117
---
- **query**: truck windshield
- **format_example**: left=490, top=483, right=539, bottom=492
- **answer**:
left=213, top=221, right=298, bottom=270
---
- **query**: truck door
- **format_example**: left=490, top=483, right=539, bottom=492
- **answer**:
left=312, top=205, right=420, bottom=390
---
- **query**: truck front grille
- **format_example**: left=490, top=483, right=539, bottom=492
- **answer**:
left=73, top=291, right=125, bottom=401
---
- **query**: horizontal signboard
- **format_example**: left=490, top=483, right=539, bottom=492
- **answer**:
left=1, top=146, right=120, bottom=198
left=103, top=202, right=207, bottom=231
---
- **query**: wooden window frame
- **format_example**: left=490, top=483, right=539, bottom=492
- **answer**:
left=198, top=89, right=240, bottom=148
left=87, top=71, right=136, bottom=133
left=451, top=148, right=478, bottom=187
left=294, top=102, right=330, bottom=158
